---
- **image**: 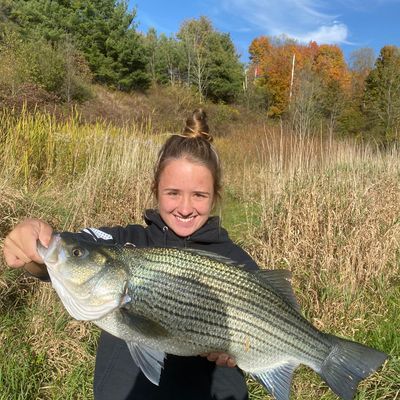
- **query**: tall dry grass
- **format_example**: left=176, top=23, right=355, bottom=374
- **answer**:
left=216, top=122, right=400, bottom=398
left=0, top=107, right=161, bottom=231
left=217, top=123, right=399, bottom=290
left=0, top=108, right=399, bottom=399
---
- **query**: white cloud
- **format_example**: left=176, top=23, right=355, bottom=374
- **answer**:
left=218, top=0, right=350, bottom=44
left=293, top=23, right=349, bottom=44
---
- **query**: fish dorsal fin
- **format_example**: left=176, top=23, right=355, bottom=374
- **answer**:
left=177, top=247, right=243, bottom=266
left=126, top=342, right=165, bottom=385
left=251, top=362, right=298, bottom=400
left=255, top=269, right=301, bottom=313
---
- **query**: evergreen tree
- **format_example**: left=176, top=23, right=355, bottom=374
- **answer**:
left=207, top=32, right=243, bottom=103
left=9, top=0, right=150, bottom=90
left=364, top=46, right=400, bottom=141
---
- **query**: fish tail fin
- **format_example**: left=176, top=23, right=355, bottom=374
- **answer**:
left=320, top=334, right=388, bottom=400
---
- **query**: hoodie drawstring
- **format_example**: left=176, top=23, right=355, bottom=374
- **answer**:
left=184, top=236, right=191, bottom=248
left=162, top=226, right=169, bottom=246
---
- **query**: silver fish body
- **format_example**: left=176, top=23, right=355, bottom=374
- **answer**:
left=38, top=233, right=387, bottom=400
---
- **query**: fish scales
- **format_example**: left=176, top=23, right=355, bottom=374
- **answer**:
left=37, top=233, right=388, bottom=400
left=122, top=247, right=330, bottom=368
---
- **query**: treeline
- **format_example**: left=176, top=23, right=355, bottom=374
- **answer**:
left=1, top=0, right=400, bottom=141
left=0, top=0, right=243, bottom=104
left=0, top=0, right=149, bottom=101
left=249, top=37, right=400, bottom=141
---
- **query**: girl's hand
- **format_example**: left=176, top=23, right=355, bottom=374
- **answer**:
left=200, top=352, right=237, bottom=367
left=3, top=219, right=53, bottom=268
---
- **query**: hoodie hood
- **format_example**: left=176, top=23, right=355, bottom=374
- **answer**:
left=143, top=209, right=229, bottom=247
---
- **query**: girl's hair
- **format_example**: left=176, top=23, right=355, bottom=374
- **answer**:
left=152, top=109, right=222, bottom=202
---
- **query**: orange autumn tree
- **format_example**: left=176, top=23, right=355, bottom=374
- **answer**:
left=311, top=44, right=351, bottom=131
left=312, top=44, right=350, bottom=89
left=249, top=37, right=351, bottom=118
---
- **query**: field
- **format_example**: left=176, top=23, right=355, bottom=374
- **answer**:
left=0, top=108, right=399, bottom=399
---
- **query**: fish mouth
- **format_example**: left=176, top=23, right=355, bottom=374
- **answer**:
left=37, top=234, right=62, bottom=265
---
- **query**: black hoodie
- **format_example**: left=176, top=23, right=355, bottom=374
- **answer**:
left=81, top=209, right=258, bottom=271
left=77, top=210, right=258, bottom=400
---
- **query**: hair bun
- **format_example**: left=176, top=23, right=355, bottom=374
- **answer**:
left=183, top=108, right=213, bottom=143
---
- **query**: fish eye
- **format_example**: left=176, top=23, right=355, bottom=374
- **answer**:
left=72, top=247, right=85, bottom=258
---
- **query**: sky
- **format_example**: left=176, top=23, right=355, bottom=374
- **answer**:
left=128, top=0, right=400, bottom=65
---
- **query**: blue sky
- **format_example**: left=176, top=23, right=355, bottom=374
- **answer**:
left=129, top=0, right=400, bottom=64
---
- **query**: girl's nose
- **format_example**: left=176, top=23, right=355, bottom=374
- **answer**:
left=177, top=195, right=193, bottom=215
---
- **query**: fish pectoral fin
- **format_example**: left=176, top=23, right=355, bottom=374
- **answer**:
left=126, top=342, right=166, bottom=386
left=251, top=362, right=298, bottom=400
left=120, top=308, right=169, bottom=338
left=255, top=269, right=301, bottom=313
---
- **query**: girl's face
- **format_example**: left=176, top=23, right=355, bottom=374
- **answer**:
left=157, top=158, right=214, bottom=237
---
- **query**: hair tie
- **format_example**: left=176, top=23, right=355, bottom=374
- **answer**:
left=181, top=127, right=213, bottom=143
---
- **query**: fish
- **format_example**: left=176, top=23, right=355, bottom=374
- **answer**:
left=37, top=233, right=388, bottom=400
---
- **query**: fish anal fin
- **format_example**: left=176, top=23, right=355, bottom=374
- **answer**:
left=251, top=362, right=298, bottom=400
left=126, top=342, right=165, bottom=385
left=256, top=269, right=301, bottom=312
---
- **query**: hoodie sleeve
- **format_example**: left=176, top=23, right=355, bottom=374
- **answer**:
left=77, top=224, right=148, bottom=246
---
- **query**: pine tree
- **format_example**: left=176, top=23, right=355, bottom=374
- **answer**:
left=364, top=46, right=400, bottom=141
left=9, top=0, right=150, bottom=90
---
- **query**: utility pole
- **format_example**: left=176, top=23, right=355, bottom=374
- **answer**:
left=289, top=53, right=296, bottom=105
left=243, top=65, right=248, bottom=92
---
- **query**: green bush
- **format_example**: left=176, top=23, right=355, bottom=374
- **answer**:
left=0, top=31, right=92, bottom=102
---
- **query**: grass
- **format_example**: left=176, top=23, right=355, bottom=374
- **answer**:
left=0, top=108, right=399, bottom=399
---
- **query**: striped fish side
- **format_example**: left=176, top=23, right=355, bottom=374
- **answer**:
left=123, top=247, right=330, bottom=367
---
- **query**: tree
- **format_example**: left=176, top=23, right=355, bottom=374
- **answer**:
left=177, top=16, right=213, bottom=101
left=290, top=67, right=323, bottom=135
left=144, top=28, right=159, bottom=85
left=176, top=16, right=243, bottom=103
left=8, top=0, right=150, bottom=90
left=311, top=45, right=350, bottom=132
left=248, top=36, right=351, bottom=125
left=0, top=0, right=14, bottom=34
left=205, top=32, right=243, bottom=102
left=364, top=46, right=400, bottom=141
left=156, top=34, right=185, bottom=85
left=60, top=37, right=92, bottom=102
left=349, top=48, right=375, bottom=107
left=249, top=36, right=314, bottom=116
left=337, top=48, right=375, bottom=137
left=0, top=29, right=91, bottom=101
left=350, top=48, right=375, bottom=77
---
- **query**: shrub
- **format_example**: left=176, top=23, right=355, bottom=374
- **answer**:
left=0, top=31, right=92, bottom=103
